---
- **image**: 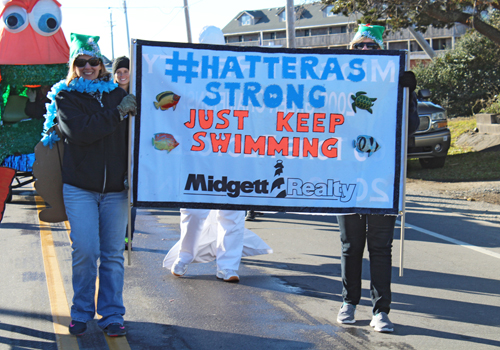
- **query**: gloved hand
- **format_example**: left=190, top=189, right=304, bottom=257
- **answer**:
left=399, top=71, right=417, bottom=93
left=26, top=88, right=37, bottom=102
left=117, top=94, right=137, bottom=120
left=41, top=130, right=60, bottom=149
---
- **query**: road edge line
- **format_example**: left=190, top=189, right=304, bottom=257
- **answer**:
left=35, top=195, right=79, bottom=350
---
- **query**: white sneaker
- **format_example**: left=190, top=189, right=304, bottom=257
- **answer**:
left=171, top=259, right=188, bottom=277
left=216, top=269, right=240, bottom=282
left=370, top=312, right=394, bottom=332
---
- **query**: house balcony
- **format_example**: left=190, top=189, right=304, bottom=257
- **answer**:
left=225, top=25, right=467, bottom=50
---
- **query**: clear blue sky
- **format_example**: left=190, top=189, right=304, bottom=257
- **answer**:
left=58, top=0, right=302, bottom=60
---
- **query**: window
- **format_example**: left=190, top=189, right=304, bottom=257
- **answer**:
left=240, top=14, right=251, bottom=26
left=324, top=5, right=334, bottom=17
left=264, top=32, right=276, bottom=40
left=410, top=40, right=428, bottom=52
left=432, top=38, right=452, bottom=50
left=278, top=9, right=296, bottom=22
left=329, top=26, right=347, bottom=34
left=388, top=41, right=408, bottom=50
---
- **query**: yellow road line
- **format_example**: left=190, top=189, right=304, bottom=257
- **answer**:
left=38, top=195, right=132, bottom=350
left=35, top=195, right=79, bottom=350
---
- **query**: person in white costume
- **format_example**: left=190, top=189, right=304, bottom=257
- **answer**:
left=163, top=26, right=272, bottom=282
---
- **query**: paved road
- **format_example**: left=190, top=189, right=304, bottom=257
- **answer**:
left=1, top=185, right=499, bottom=349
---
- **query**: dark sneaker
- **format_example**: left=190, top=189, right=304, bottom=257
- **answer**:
left=68, top=320, right=87, bottom=336
left=245, top=210, right=256, bottom=221
left=370, top=312, right=394, bottom=332
left=337, top=303, right=356, bottom=324
left=104, top=323, right=127, bottom=337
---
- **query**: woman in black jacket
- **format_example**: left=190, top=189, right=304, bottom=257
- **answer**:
left=48, top=33, right=136, bottom=337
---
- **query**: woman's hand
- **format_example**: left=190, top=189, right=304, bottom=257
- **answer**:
left=117, top=94, right=137, bottom=120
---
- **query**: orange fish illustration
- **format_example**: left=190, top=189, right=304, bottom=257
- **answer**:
left=154, top=91, right=180, bottom=111
left=152, top=133, right=179, bottom=152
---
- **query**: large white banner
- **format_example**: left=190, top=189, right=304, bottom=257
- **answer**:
left=132, top=40, right=407, bottom=214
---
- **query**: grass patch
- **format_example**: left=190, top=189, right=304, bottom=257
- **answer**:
left=408, top=152, right=500, bottom=181
left=448, top=117, right=476, bottom=155
left=408, top=117, right=500, bottom=182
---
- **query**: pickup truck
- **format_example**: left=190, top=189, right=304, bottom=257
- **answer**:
left=408, top=89, right=451, bottom=168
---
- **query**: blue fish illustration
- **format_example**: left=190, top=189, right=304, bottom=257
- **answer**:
left=353, top=135, right=381, bottom=157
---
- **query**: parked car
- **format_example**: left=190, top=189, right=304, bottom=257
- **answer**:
left=408, top=89, right=451, bottom=169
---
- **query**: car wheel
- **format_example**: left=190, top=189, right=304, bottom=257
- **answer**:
left=419, top=157, right=446, bottom=169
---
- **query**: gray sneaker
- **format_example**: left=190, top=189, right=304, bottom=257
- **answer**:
left=337, top=303, right=356, bottom=324
left=370, top=312, right=394, bottom=332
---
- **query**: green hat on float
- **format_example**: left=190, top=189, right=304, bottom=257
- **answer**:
left=69, top=33, right=102, bottom=61
left=352, top=24, right=385, bottom=49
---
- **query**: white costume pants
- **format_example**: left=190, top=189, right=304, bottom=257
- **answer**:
left=178, top=209, right=245, bottom=271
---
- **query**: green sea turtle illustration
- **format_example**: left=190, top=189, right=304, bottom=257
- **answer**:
left=351, top=91, right=377, bottom=114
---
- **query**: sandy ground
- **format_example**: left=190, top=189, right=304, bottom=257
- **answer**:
left=406, top=178, right=500, bottom=206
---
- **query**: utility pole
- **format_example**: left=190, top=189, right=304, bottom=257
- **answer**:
left=286, top=0, right=295, bottom=48
left=123, top=0, right=131, bottom=54
left=183, top=0, right=192, bottom=43
left=109, top=8, right=115, bottom=60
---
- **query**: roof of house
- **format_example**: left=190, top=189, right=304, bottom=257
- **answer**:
left=222, top=2, right=355, bottom=35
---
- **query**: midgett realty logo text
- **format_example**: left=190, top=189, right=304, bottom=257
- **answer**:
left=184, top=160, right=356, bottom=203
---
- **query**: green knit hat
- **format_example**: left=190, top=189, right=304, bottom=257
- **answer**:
left=69, top=33, right=102, bottom=60
left=352, top=24, right=385, bottom=49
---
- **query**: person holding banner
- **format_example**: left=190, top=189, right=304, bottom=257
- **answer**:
left=336, top=24, right=419, bottom=333
left=113, top=56, right=130, bottom=92
left=48, top=33, right=137, bottom=337
left=112, top=55, right=137, bottom=250
left=165, top=26, right=273, bottom=283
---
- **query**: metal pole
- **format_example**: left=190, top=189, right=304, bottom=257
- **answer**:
left=399, top=51, right=410, bottom=277
left=123, top=0, right=131, bottom=53
left=183, top=0, right=192, bottom=43
left=286, top=0, right=295, bottom=48
left=109, top=8, right=115, bottom=61
left=126, top=40, right=136, bottom=265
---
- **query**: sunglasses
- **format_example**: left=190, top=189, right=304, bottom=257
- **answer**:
left=353, top=42, right=380, bottom=50
left=74, top=57, right=102, bottom=68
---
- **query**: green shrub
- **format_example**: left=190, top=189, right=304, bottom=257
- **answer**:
left=413, top=12, right=500, bottom=117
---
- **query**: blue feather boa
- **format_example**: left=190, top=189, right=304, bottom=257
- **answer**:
left=43, top=76, right=118, bottom=133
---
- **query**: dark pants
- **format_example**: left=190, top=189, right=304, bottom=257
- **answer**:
left=337, top=214, right=396, bottom=315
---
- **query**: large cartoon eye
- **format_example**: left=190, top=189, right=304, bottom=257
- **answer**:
left=2, top=5, right=29, bottom=33
left=28, top=0, right=62, bottom=36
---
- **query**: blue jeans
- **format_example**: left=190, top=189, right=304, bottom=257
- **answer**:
left=63, top=184, right=127, bottom=328
left=337, top=214, right=396, bottom=315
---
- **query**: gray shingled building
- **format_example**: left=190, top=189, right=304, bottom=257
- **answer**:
left=222, top=2, right=468, bottom=67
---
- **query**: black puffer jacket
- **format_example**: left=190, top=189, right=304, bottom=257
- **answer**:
left=56, top=86, right=128, bottom=193
left=408, top=91, right=420, bottom=136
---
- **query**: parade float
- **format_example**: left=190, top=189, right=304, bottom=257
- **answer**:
left=0, top=0, right=69, bottom=203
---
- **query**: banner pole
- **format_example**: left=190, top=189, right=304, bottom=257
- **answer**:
left=126, top=39, right=136, bottom=266
left=399, top=52, right=410, bottom=277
